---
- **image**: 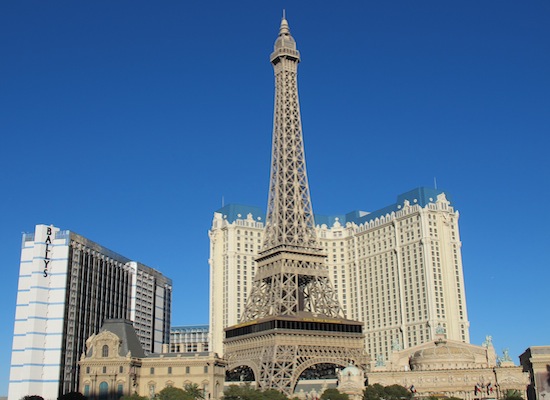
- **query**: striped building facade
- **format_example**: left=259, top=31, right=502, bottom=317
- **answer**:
left=8, top=224, right=172, bottom=400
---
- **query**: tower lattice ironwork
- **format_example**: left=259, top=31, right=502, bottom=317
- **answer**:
left=224, top=17, right=368, bottom=395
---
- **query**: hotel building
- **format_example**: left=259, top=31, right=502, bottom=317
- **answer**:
left=170, top=325, right=210, bottom=353
left=8, top=224, right=172, bottom=400
left=209, top=187, right=470, bottom=363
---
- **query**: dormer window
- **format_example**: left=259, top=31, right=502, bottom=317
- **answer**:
left=102, top=345, right=109, bottom=358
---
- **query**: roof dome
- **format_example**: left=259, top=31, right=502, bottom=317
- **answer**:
left=274, top=18, right=297, bottom=49
left=410, top=339, right=476, bottom=371
left=340, top=363, right=362, bottom=377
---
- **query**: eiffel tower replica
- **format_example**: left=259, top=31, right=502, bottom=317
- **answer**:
left=224, top=16, right=368, bottom=395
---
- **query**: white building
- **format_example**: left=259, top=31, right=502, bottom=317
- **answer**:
left=170, top=324, right=210, bottom=353
left=209, top=205, right=264, bottom=356
left=8, top=224, right=172, bottom=400
left=208, top=187, right=470, bottom=363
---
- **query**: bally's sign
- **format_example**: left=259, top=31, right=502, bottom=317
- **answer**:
left=43, top=227, right=53, bottom=277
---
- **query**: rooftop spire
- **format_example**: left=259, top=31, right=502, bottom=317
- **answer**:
left=278, top=13, right=290, bottom=36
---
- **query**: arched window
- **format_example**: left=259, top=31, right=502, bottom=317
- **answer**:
left=117, top=383, right=124, bottom=398
left=102, top=345, right=109, bottom=358
left=99, top=382, right=108, bottom=400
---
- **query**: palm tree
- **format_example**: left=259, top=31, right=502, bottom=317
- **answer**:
left=182, top=383, right=204, bottom=400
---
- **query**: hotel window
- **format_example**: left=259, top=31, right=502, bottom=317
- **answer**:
left=150, top=367, right=155, bottom=375
left=102, top=345, right=109, bottom=358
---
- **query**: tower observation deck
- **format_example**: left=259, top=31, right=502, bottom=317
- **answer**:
left=223, top=16, right=368, bottom=395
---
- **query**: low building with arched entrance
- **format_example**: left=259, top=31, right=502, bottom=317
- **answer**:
left=79, top=320, right=226, bottom=400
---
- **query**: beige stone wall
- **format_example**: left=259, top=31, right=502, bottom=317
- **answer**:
left=520, top=346, right=550, bottom=400
left=79, top=330, right=226, bottom=400
left=368, top=367, right=527, bottom=400
left=79, top=331, right=139, bottom=398
left=139, top=356, right=226, bottom=399
left=366, top=338, right=529, bottom=400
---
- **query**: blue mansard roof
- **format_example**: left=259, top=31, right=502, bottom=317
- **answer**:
left=215, top=204, right=266, bottom=224
left=216, top=187, right=451, bottom=227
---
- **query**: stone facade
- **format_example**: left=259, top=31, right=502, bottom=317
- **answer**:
left=337, top=363, right=366, bottom=400
left=79, top=320, right=226, bottom=400
left=367, top=335, right=528, bottom=399
left=520, top=346, right=550, bottom=400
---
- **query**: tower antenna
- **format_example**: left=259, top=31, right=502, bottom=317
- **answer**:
left=434, top=177, right=438, bottom=190
left=282, top=9, right=286, bottom=19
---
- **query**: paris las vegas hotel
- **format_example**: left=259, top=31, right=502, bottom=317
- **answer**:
left=209, top=187, right=469, bottom=364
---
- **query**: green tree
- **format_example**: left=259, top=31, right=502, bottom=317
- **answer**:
left=383, top=384, right=411, bottom=400
left=502, top=390, right=524, bottom=400
left=224, top=384, right=288, bottom=400
left=182, top=383, right=204, bottom=400
left=364, top=384, right=412, bottom=400
left=364, top=384, right=386, bottom=400
left=321, top=388, right=349, bottom=400
left=22, top=396, right=45, bottom=400
left=157, top=387, right=187, bottom=400
left=262, top=389, right=288, bottom=400
left=58, top=392, right=87, bottom=400
left=223, top=384, right=262, bottom=400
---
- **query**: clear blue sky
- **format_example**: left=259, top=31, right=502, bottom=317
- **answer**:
left=1, top=1, right=549, bottom=395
